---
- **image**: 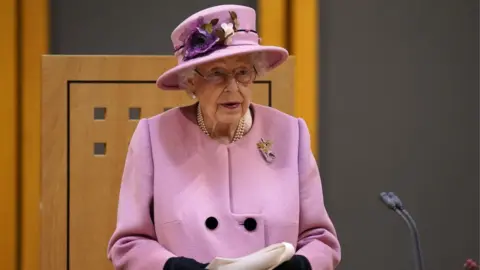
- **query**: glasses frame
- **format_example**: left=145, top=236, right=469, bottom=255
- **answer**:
left=194, top=66, right=258, bottom=85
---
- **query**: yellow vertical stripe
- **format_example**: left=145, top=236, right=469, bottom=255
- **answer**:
left=0, top=0, right=18, bottom=269
left=291, top=0, right=319, bottom=156
left=259, top=0, right=319, bottom=156
left=258, top=0, right=287, bottom=48
left=20, top=0, right=49, bottom=269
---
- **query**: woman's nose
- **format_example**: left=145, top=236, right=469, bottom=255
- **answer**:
left=224, top=77, right=239, bottom=92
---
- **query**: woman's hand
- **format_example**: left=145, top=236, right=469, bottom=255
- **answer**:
left=273, top=255, right=312, bottom=270
left=164, top=257, right=209, bottom=270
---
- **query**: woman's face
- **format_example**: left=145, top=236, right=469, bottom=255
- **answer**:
left=191, top=54, right=256, bottom=125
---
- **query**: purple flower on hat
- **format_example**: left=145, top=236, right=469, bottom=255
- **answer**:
left=183, top=27, right=221, bottom=61
left=177, top=11, right=240, bottom=61
left=178, top=17, right=204, bottom=44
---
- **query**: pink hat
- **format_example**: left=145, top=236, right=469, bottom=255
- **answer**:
left=156, top=5, right=289, bottom=90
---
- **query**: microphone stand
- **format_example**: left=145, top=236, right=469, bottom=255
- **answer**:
left=380, top=192, right=425, bottom=270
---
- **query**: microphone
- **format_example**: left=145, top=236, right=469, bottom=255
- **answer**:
left=379, top=192, right=425, bottom=270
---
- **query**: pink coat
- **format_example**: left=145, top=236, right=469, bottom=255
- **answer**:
left=107, top=103, right=341, bottom=269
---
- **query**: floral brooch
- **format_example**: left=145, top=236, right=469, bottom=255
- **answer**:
left=257, top=138, right=276, bottom=163
left=175, top=11, right=240, bottom=61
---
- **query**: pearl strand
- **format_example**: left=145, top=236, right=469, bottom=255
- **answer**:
left=196, top=104, right=245, bottom=142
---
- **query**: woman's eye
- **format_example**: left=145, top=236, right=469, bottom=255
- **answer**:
left=209, top=71, right=224, bottom=77
left=207, top=72, right=225, bottom=82
left=237, top=69, right=249, bottom=75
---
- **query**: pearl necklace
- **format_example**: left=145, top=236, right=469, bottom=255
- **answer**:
left=196, top=104, right=245, bottom=142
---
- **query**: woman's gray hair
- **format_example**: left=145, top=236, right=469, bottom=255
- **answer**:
left=178, top=51, right=269, bottom=93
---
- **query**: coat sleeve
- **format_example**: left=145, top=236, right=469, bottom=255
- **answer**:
left=295, top=118, right=341, bottom=270
left=107, top=118, right=175, bottom=270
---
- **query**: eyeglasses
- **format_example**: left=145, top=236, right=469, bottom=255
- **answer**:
left=195, top=66, right=257, bottom=85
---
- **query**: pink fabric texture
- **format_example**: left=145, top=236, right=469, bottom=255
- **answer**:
left=156, top=5, right=289, bottom=90
left=107, top=103, right=341, bottom=269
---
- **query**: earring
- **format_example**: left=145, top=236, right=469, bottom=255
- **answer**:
left=187, top=90, right=196, bottom=99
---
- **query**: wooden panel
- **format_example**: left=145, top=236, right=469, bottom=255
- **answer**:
left=41, top=55, right=294, bottom=270
left=0, top=0, right=18, bottom=269
left=41, top=57, right=69, bottom=270
left=20, top=0, right=49, bottom=269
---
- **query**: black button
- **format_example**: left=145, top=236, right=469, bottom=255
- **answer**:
left=243, top=217, right=257, bottom=231
left=205, top=217, right=218, bottom=230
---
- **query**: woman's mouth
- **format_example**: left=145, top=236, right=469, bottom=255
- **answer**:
left=220, top=102, right=241, bottom=109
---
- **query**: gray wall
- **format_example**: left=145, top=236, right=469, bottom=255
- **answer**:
left=320, top=0, right=479, bottom=269
left=51, top=0, right=479, bottom=269
left=50, top=0, right=256, bottom=54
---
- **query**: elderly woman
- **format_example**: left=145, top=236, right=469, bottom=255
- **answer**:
left=107, top=4, right=341, bottom=270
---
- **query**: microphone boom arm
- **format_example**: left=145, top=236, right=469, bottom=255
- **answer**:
left=380, top=192, right=425, bottom=270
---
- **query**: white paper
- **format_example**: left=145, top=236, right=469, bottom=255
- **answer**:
left=206, top=242, right=295, bottom=270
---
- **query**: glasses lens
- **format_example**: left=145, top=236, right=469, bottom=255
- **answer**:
left=235, top=69, right=255, bottom=84
left=206, top=71, right=228, bottom=84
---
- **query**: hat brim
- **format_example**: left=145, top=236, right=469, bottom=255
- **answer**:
left=156, top=45, right=289, bottom=90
